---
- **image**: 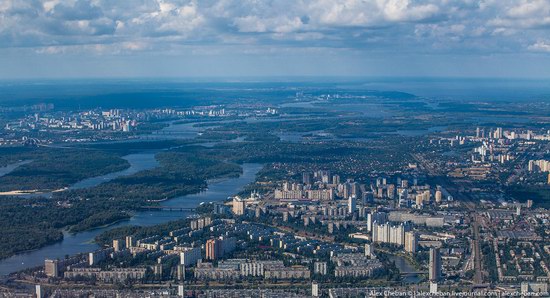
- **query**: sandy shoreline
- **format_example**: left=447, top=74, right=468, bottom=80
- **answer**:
left=0, top=187, right=67, bottom=196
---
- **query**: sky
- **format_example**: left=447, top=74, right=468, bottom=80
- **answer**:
left=1, top=0, right=550, bottom=79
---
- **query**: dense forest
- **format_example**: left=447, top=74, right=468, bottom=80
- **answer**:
left=0, top=143, right=243, bottom=260
left=0, top=147, right=129, bottom=192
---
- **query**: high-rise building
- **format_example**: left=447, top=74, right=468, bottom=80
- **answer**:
left=429, top=248, right=442, bottom=282
left=314, top=262, right=328, bottom=275
left=45, top=259, right=59, bottom=277
left=528, top=159, right=550, bottom=172
left=332, top=175, right=340, bottom=185
left=367, top=212, right=388, bottom=232
left=203, top=236, right=237, bottom=261
left=219, top=236, right=236, bottom=256
left=364, top=243, right=372, bottom=257
left=312, top=282, right=320, bottom=297
left=387, top=184, right=395, bottom=199
left=415, top=194, right=423, bottom=208
left=113, top=239, right=123, bottom=252
left=321, top=171, right=331, bottom=184
left=389, top=225, right=404, bottom=246
left=125, top=236, right=135, bottom=248
left=36, top=285, right=43, bottom=298
left=206, top=239, right=222, bottom=260
left=372, top=221, right=390, bottom=243
left=366, top=213, right=372, bottom=232
left=232, top=197, right=245, bottom=215
left=180, top=247, right=201, bottom=266
left=435, top=190, right=442, bottom=204
left=89, top=249, right=110, bottom=266
left=405, top=231, right=418, bottom=253
left=377, top=187, right=384, bottom=198
left=423, top=190, right=431, bottom=203
left=380, top=222, right=411, bottom=246
left=493, top=127, right=503, bottom=139
left=348, top=195, right=356, bottom=213
left=177, top=264, right=185, bottom=281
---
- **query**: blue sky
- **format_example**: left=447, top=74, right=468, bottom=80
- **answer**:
left=1, top=0, right=550, bottom=79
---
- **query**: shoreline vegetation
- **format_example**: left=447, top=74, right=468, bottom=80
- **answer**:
left=0, top=147, right=131, bottom=192
left=0, top=142, right=244, bottom=260
left=0, top=187, right=67, bottom=196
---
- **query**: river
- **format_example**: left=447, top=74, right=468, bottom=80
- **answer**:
left=0, top=119, right=262, bottom=276
left=0, top=162, right=262, bottom=276
left=12, top=153, right=160, bottom=199
left=389, top=255, right=423, bottom=284
left=0, top=160, right=32, bottom=177
left=0, top=115, right=435, bottom=276
left=0, top=120, right=204, bottom=198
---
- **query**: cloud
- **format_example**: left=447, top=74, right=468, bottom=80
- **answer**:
left=489, top=0, right=550, bottom=29
left=48, top=0, right=103, bottom=21
left=0, top=0, right=549, bottom=58
left=379, top=0, right=439, bottom=22
left=528, top=40, right=550, bottom=52
left=507, top=0, right=550, bottom=19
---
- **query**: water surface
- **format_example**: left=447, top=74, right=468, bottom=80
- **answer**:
left=0, top=163, right=261, bottom=276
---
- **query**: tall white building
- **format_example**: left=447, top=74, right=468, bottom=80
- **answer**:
left=232, top=197, right=245, bottom=215
left=364, top=243, right=372, bottom=258
left=372, top=221, right=390, bottom=243
left=180, top=247, right=201, bottom=267
left=405, top=231, right=418, bottom=253
left=372, top=222, right=411, bottom=246
left=314, top=262, right=328, bottom=275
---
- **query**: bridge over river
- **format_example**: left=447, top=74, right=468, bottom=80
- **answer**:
left=139, top=206, right=196, bottom=212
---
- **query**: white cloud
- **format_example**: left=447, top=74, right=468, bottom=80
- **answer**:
left=233, top=16, right=303, bottom=33
left=0, top=0, right=548, bottom=57
left=507, top=0, right=550, bottom=18
left=379, top=0, right=439, bottom=22
left=528, top=40, right=550, bottom=52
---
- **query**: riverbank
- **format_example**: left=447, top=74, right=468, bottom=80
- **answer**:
left=0, top=163, right=262, bottom=276
left=0, top=187, right=66, bottom=196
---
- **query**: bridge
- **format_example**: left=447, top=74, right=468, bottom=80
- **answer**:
left=400, top=271, right=426, bottom=275
left=139, top=206, right=196, bottom=212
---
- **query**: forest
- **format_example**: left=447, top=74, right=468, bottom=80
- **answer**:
left=0, top=143, right=242, bottom=260
left=0, top=147, right=129, bottom=192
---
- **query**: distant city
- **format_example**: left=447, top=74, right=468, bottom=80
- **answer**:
left=2, top=0, right=550, bottom=296
left=0, top=82, right=549, bottom=297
